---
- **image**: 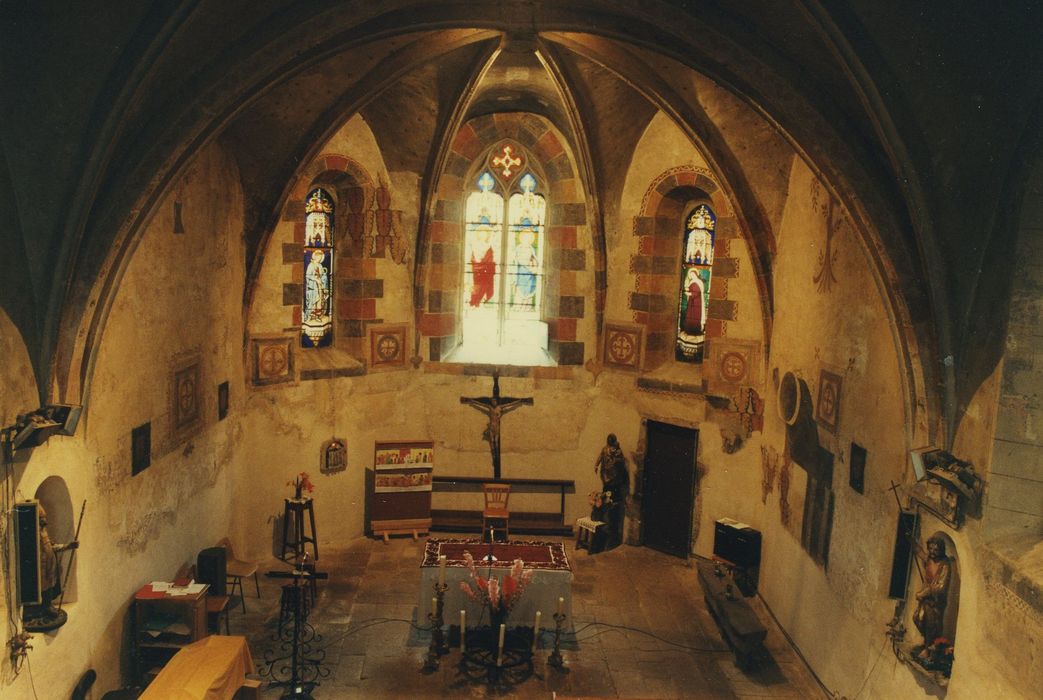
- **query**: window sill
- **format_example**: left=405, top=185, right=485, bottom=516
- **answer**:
left=442, top=342, right=555, bottom=367
left=297, top=346, right=366, bottom=381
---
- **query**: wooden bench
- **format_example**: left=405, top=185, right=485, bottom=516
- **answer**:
left=697, top=560, right=767, bottom=670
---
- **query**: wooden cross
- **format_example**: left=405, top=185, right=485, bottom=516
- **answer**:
left=492, top=145, right=522, bottom=178
left=460, top=371, right=533, bottom=479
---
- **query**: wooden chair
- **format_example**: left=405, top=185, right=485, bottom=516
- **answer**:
left=196, top=549, right=231, bottom=635
left=482, top=483, right=511, bottom=543
left=217, top=537, right=260, bottom=613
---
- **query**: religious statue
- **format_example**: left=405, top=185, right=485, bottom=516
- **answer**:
left=460, top=372, right=533, bottom=479
left=594, top=434, right=630, bottom=550
left=23, top=504, right=79, bottom=632
left=912, top=534, right=953, bottom=663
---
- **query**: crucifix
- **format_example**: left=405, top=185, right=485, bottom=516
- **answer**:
left=460, top=371, right=533, bottom=479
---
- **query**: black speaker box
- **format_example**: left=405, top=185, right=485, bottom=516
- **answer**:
left=888, top=510, right=918, bottom=599
left=14, top=501, right=42, bottom=605
left=197, top=547, right=227, bottom=596
left=713, top=518, right=762, bottom=595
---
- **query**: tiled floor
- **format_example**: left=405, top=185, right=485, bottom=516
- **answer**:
left=223, top=535, right=823, bottom=698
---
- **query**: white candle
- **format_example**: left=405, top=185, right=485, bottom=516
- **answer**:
left=497, top=623, right=506, bottom=666
left=438, top=554, right=447, bottom=587
left=460, top=610, right=466, bottom=651
left=532, top=611, right=541, bottom=652
left=557, top=596, right=564, bottom=616
left=431, top=596, right=437, bottom=618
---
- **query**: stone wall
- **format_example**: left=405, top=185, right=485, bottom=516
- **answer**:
left=0, top=142, right=246, bottom=698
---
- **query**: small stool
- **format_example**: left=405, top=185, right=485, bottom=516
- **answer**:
left=575, top=516, right=606, bottom=553
left=281, top=497, right=318, bottom=561
left=278, top=584, right=311, bottom=632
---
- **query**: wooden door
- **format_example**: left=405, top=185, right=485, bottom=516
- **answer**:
left=642, top=421, right=698, bottom=558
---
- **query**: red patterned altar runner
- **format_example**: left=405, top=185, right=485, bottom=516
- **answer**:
left=421, top=538, right=571, bottom=571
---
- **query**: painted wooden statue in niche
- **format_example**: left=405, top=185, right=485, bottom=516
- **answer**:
left=676, top=204, right=716, bottom=363
left=907, top=532, right=958, bottom=682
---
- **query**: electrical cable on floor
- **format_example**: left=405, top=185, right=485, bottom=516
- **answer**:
left=569, top=620, right=731, bottom=653
left=303, top=614, right=730, bottom=657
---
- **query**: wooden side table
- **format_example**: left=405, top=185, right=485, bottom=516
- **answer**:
left=281, top=497, right=318, bottom=560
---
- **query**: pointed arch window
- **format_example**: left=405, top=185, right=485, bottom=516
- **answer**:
left=676, top=204, right=716, bottom=362
left=460, top=145, right=547, bottom=360
left=302, top=187, right=334, bottom=348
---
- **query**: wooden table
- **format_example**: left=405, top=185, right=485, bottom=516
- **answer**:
left=431, top=476, right=575, bottom=535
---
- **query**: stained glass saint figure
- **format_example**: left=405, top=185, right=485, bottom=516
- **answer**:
left=302, top=187, right=334, bottom=347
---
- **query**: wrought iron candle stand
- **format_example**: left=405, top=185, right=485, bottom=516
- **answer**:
left=422, top=582, right=449, bottom=672
left=547, top=611, right=569, bottom=673
left=456, top=618, right=535, bottom=690
left=260, top=563, right=330, bottom=699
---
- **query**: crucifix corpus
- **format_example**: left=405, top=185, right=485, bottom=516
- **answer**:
left=460, top=371, right=534, bottom=479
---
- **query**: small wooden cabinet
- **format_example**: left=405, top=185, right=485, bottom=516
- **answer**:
left=133, top=584, right=209, bottom=681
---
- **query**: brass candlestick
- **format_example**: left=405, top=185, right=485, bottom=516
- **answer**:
left=547, top=611, right=568, bottom=672
left=423, top=582, right=449, bottom=672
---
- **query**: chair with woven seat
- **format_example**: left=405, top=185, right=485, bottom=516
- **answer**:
left=216, top=537, right=260, bottom=613
left=482, top=483, right=511, bottom=543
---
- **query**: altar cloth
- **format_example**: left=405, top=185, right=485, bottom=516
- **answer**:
left=419, top=538, right=573, bottom=628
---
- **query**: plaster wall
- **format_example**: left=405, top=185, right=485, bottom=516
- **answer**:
left=0, top=142, right=246, bottom=698
left=747, top=157, right=918, bottom=697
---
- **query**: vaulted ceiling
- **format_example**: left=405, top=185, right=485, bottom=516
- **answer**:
left=2, top=1, right=1041, bottom=442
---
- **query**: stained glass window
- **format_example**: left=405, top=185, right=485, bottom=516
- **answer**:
left=506, top=173, right=545, bottom=316
left=460, top=162, right=546, bottom=351
left=675, top=204, right=716, bottom=362
left=302, top=187, right=334, bottom=348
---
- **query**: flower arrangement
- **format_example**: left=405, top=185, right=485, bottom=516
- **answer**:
left=288, top=471, right=315, bottom=499
left=458, top=551, right=534, bottom=616
left=588, top=490, right=613, bottom=509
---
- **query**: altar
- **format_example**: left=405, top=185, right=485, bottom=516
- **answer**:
left=418, top=538, right=573, bottom=628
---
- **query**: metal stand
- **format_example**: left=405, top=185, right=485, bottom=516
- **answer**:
left=260, top=560, right=330, bottom=698
left=547, top=611, right=568, bottom=672
left=456, top=621, right=535, bottom=691
left=422, top=582, right=449, bottom=672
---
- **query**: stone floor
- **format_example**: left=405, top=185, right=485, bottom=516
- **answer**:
left=221, top=535, right=823, bottom=698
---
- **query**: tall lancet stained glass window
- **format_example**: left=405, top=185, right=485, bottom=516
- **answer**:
left=676, top=204, right=716, bottom=362
left=302, top=187, right=334, bottom=348
left=506, top=173, right=545, bottom=316
left=461, top=154, right=547, bottom=352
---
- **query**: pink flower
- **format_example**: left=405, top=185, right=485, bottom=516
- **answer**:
left=510, top=559, right=524, bottom=580
left=487, top=577, right=500, bottom=609
left=459, top=581, right=477, bottom=601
